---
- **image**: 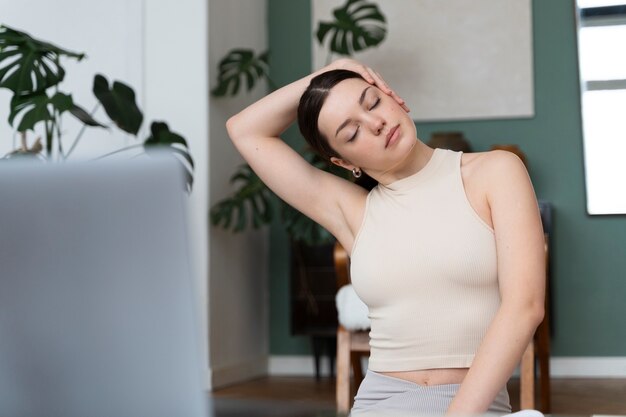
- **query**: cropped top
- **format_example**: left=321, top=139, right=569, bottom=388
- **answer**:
left=350, top=147, right=501, bottom=372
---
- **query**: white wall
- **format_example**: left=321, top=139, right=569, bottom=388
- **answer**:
left=312, top=0, right=534, bottom=122
left=144, top=0, right=210, bottom=386
left=208, top=0, right=270, bottom=389
left=0, top=0, right=143, bottom=158
left=1, top=0, right=212, bottom=387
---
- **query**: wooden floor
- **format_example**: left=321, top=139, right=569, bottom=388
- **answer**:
left=210, top=376, right=626, bottom=416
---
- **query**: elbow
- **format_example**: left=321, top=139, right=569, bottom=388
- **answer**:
left=528, top=302, right=545, bottom=329
left=225, top=114, right=240, bottom=142
left=525, top=300, right=545, bottom=330
left=503, top=298, right=545, bottom=330
left=226, top=113, right=249, bottom=143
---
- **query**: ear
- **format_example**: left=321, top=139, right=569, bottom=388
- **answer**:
left=330, top=156, right=356, bottom=172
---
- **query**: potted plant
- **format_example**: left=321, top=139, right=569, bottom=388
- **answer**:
left=0, top=24, right=194, bottom=188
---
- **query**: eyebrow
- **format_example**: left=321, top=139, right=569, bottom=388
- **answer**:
left=334, top=86, right=371, bottom=138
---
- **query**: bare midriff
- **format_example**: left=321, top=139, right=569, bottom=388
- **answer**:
left=378, top=367, right=469, bottom=386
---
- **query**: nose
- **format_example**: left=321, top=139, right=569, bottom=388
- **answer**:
left=368, top=115, right=385, bottom=135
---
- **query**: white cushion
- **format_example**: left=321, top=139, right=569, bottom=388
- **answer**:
left=335, top=284, right=371, bottom=331
left=507, top=410, right=544, bottom=417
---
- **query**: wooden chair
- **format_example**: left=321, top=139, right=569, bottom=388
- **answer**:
left=334, top=234, right=551, bottom=413
left=334, top=243, right=369, bottom=412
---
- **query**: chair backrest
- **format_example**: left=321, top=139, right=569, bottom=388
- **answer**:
left=334, top=241, right=351, bottom=289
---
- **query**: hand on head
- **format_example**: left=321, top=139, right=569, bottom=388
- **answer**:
left=328, top=58, right=410, bottom=113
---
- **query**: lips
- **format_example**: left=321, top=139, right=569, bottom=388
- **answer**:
left=385, top=125, right=400, bottom=148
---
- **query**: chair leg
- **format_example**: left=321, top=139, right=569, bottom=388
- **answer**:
left=520, top=340, right=535, bottom=410
left=536, top=318, right=551, bottom=412
left=336, top=326, right=351, bottom=413
left=312, top=336, right=322, bottom=381
left=329, top=336, right=337, bottom=379
left=351, top=352, right=364, bottom=388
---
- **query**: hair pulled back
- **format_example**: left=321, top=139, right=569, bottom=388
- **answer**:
left=297, top=69, right=364, bottom=161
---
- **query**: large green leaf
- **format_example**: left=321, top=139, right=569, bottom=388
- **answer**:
left=210, top=164, right=274, bottom=232
left=8, top=91, right=73, bottom=132
left=69, top=104, right=106, bottom=127
left=316, top=0, right=387, bottom=56
left=0, top=25, right=84, bottom=95
left=144, top=121, right=194, bottom=191
left=92, top=74, right=143, bottom=135
left=211, top=49, right=269, bottom=97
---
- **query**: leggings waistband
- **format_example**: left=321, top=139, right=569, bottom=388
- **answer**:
left=351, top=369, right=512, bottom=416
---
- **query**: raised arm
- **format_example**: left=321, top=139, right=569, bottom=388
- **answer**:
left=226, top=59, right=403, bottom=252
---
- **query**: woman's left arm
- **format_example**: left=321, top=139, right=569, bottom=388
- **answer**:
left=446, top=150, right=546, bottom=415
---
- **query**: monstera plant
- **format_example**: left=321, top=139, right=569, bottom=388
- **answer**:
left=0, top=25, right=194, bottom=189
left=317, top=0, right=386, bottom=58
left=210, top=0, right=387, bottom=245
left=211, top=49, right=274, bottom=97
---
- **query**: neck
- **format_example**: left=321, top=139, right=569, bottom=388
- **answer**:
left=373, top=141, right=435, bottom=186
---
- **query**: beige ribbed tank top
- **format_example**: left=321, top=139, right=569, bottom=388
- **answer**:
left=350, top=147, right=500, bottom=372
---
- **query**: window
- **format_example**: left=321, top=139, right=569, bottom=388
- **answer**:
left=577, top=2, right=626, bottom=214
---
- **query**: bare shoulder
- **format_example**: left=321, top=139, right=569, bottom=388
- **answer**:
left=462, top=149, right=530, bottom=196
left=480, top=149, right=527, bottom=169
left=461, top=149, right=525, bottom=171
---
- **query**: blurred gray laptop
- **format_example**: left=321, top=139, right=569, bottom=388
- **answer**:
left=0, top=155, right=207, bottom=417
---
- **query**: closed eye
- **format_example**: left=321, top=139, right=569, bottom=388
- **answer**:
left=348, top=127, right=359, bottom=142
left=348, top=98, right=380, bottom=142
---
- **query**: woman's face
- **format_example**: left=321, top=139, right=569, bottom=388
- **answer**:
left=318, top=77, right=416, bottom=177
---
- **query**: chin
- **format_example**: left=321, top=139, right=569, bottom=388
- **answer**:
left=397, top=135, right=417, bottom=153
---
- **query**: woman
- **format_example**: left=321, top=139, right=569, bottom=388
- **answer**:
left=226, top=58, right=546, bottom=415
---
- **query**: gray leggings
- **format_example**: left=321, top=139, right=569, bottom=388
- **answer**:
left=351, top=370, right=512, bottom=416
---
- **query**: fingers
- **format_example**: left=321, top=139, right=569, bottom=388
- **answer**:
left=367, top=69, right=410, bottom=112
left=336, top=59, right=376, bottom=84
left=361, top=67, right=376, bottom=84
left=389, top=89, right=411, bottom=112
left=370, top=69, right=391, bottom=94
left=334, top=60, right=411, bottom=112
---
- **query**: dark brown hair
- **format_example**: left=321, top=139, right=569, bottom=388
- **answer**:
left=297, top=69, right=364, bottom=161
left=297, top=69, right=378, bottom=191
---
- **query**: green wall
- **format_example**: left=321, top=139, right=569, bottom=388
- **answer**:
left=268, top=0, right=626, bottom=356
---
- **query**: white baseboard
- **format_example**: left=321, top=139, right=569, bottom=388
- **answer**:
left=268, top=355, right=327, bottom=376
left=209, top=356, right=269, bottom=389
left=269, top=355, right=626, bottom=378
left=551, top=357, right=626, bottom=378
left=269, top=355, right=366, bottom=376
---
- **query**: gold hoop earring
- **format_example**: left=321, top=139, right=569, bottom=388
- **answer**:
left=352, top=168, right=362, bottom=178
